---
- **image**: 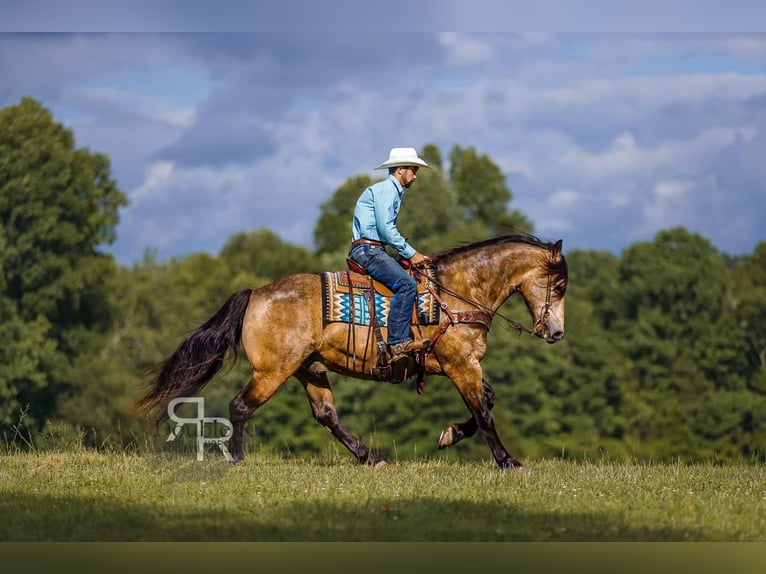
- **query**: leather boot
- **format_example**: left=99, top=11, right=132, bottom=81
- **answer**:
left=390, top=338, right=431, bottom=359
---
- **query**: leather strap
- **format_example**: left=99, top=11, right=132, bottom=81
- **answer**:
left=351, top=238, right=385, bottom=248
left=452, top=310, right=493, bottom=330
left=346, top=272, right=356, bottom=371
left=363, top=279, right=389, bottom=373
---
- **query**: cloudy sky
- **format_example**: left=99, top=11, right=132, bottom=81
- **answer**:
left=1, top=29, right=765, bottom=264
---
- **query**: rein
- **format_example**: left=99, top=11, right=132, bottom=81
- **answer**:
left=413, top=254, right=554, bottom=338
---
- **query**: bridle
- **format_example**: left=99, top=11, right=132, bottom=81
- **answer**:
left=412, top=250, right=556, bottom=338
left=532, top=268, right=553, bottom=337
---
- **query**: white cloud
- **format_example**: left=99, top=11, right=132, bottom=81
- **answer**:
left=641, top=177, right=705, bottom=234
left=653, top=179, right=695, bottom=200
left=437, top=32, right=495, bottom=65
left=68, top=85, right=197, bottom=128
left=644, top=178, right=695, bottom=227
left=549, top=188, right=581, bottom=207
left=130, top=160, right=175, bottom=201
left=535, top=188, right=582, bottom=234
left=711, top=35, right=766, bottom=57
left=526, top=125, right=758, bottom=190
left=4, top=32, right=765, bottom=261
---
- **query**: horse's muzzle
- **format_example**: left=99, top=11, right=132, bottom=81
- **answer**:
left=545, top=330, right=564, bottom=343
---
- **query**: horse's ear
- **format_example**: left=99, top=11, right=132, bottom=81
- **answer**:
left=552, top=239, right=563, bottom=260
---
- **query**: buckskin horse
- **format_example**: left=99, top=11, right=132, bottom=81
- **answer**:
left=133, top=234, right=568, bottom=469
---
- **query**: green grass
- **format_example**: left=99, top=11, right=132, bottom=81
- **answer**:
left=1, top=447, right=764, bottom=541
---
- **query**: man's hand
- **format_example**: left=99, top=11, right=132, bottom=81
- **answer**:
left=410, top=252, right=430, bottom=266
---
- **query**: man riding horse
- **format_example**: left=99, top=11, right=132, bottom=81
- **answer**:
left=134, top=146, right=569, bottom=470
left=348, top=147, right=432, bottom=371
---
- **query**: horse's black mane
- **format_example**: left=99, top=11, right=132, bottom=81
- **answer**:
left=428, top=233, right=567, bottom=279
left=430, top=233, right=557, bottom=263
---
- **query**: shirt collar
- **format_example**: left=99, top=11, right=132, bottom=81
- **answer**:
left=387, top=173, right=404, bottom=194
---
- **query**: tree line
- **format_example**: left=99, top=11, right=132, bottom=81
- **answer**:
left=2, top=97, right=764, bottom=462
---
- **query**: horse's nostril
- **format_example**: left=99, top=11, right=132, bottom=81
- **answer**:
left=551, top=331, right=564, bottom=341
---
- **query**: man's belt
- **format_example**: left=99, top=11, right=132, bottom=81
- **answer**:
left=350, top=239, right=385, bottom=248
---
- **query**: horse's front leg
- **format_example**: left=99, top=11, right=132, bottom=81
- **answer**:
left=444, top=364, right=522, bottom=469
left=438, top=378, right=495, bottom=449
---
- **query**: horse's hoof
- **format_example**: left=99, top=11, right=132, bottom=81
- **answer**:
left=500, top=458, right=525, bottom=471
left=373, top=460, right=389, bottom=469
left=438, top=426, right=458, bottom=449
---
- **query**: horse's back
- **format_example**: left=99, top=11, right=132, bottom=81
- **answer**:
left=241, top=273, right=325, bottom=354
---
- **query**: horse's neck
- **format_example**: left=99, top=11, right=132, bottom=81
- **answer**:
left=438, top=244, right=538, bottom=311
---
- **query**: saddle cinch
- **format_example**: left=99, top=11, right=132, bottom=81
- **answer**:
left=319, top=258, right=441, bottom=385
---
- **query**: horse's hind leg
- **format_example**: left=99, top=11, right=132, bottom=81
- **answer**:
left=294, top=366, right=388, bottom=468
left=438, top=378, right=495, bottom=449
left=229, top=370, right=291, bottom=463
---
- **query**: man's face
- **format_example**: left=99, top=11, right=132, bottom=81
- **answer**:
left=397, top=165, right=419, bottom=188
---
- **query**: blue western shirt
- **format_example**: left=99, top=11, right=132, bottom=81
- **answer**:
left=351, top=174, right=416, bottom=259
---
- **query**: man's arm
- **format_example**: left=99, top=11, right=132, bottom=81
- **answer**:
left=373, top=186, right=416, bottom=259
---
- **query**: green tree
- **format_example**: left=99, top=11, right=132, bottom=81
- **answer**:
left=314, top=175, right=373, bottom=256
left=613, top=228, right=754, bottom=458
left=448, top=144, right=533, bottom=235
left=617, top=228, right=748, bottom=391
left=549, top=249, right=630, bottom=455
left=220, top=228, right=320, bottom=281
left=0, top=302, right=57, bottom=427
left=0, top=97, right=128, bottom=431
left=78, top=251, right=257, bottom=444
left=732, top=242, right=766, bottom=391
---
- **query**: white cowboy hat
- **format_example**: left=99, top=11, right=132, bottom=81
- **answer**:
left=374, top=147, right=430, bottom=170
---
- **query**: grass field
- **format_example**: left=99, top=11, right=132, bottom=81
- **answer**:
left=1, top=446, right=764, bottom=542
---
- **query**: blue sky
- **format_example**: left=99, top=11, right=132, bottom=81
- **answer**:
left=1, top=29, right=765, bottom=263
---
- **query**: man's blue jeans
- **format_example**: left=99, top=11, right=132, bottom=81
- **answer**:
left=349, top=243, right=417, bottom=346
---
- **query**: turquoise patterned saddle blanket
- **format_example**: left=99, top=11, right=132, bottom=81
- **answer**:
left=320, top=270, right=440, bottom=327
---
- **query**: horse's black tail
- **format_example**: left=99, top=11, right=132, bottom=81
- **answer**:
left=132, top=289, right=253, bottom=426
